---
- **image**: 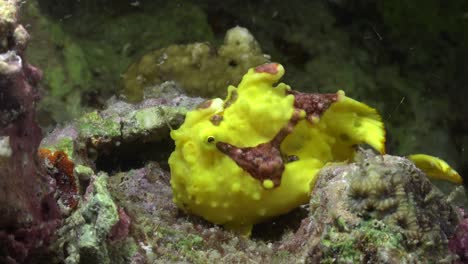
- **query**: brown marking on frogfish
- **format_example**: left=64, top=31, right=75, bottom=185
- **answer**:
left=216, top=110, right=302, bottom=188
left=287, top=90, right=338, bottom=122
left=254, top=63, right=279, bottom=74
left=210, top=114, right=223, bottom=125
left=196, top=99, right=214, bottom=109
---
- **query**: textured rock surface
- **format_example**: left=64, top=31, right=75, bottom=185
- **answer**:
left=106, top=162, right=300, bottom=263
left=50, top=173, right=120, bottom=264
left=43, top=82, right=200, bottom=145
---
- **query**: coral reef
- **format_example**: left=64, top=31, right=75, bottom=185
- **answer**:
left=122, top=26, right=269, bottom=101
left=282, top=150, right=460, bottom=262
left=37, top=112, right=465, bottom=263
left=0, top=1, right=60, bottom=262
left=22, top=72, right=465, bottom=263
left=1, top=1, right=466, bottom=262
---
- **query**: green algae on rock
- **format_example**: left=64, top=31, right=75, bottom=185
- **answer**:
left=40, top=82, right=203, bottom=167
left=40, top=136, right=75, bottom=160
left=37, top=84, right=202, bottom=214
left=320, top=220, right=406, bottom=263
left=51, top=173, right=121, bottom=264
left=122, top=26, right=269, bottom=102
left=76, top=110, right=122, bottom=148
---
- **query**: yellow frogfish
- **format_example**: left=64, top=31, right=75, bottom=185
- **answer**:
left=168, top=63, right=462, bottom=234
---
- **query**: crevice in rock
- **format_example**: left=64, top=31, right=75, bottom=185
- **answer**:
left=94, top=137, right=174, bottom=174
left=251, top=206, right=308, bottom=242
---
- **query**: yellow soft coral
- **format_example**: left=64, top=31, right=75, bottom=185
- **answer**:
left=169, top=63, right=387, bottom=234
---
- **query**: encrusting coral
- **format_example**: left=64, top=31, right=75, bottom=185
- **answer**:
left=347, top=152, right=459, bottom=248
left=281, top=151, right=460, bottom=263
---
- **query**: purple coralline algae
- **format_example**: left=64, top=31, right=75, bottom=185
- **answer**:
left=449, top=210, right=468, bottom=262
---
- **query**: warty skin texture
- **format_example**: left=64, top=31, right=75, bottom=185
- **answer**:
left=169, top=63, right=387, bottom=234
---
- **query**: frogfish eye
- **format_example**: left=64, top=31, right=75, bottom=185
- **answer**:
left=206, top=136, right=215, bottom=143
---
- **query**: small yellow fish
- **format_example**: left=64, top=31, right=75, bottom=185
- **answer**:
left=408, top=154, right=463, bottom=184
